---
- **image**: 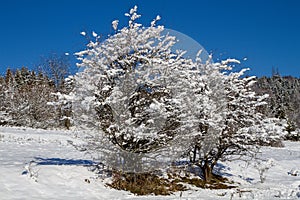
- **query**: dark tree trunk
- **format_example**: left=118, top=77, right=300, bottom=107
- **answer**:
left=201, top=161, right=213, bottom=183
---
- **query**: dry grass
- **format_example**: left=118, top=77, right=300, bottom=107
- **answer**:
left=107, top=171, right=186, bottom=195
left=107, top=170, right=236, bottom=195
left=173, top=174, right=236, bottom=190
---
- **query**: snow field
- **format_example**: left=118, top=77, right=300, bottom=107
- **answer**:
left=0, top=127, right=300, bottom=199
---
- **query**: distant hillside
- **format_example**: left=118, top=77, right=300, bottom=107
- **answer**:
left=253, top=75, right=300, bottom=130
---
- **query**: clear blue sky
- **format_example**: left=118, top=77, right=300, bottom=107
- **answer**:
left=1, top=0, right=299, bottom=77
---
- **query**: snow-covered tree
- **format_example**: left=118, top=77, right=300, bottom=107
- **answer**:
left=49, top=75, right=75, bottom=130
left=71, top=6, right=286, bottom=182
left=0, top=76, right=9, bottom=125
left=184, top=59, right=286, bottom=182
left=37, top=53, right=71, bottom=90
left=0, top=68, right=59, bottom=128
left=73, top=6, right=193, bottom=172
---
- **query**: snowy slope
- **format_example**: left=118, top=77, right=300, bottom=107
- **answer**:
left=0, top=127, right=299, bottom=199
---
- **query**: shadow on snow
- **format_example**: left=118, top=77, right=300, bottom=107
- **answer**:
left=172, top=160, right=234, bottom=178
left=34, top=157, right=96, bottom=166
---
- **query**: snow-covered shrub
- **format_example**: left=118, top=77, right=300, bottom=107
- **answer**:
left=22, top=161, right=39, bottom=182
left=249, top=118, right=287, bottom=147
left=254, top=158, right=275, bottom=183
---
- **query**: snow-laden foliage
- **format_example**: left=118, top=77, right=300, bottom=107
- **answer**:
left=71, top=6, right=286, bottom=177
left=185, top=58, right=287, bottom=181
left=50, top=75, right=75, bottom=129
left=73, top=6, right=195, bottom=172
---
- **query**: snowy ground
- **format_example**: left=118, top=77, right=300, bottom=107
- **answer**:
left=0, top=127, right=299, bottom=199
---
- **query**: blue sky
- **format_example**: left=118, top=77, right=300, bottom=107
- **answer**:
left=0, top=0, right=299, bottom=77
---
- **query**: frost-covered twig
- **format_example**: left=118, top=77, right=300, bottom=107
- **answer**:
left=254, top=158, right=275, bottom=183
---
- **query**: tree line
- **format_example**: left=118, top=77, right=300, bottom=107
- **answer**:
left=1, top=66, right=298, bottom=132
left=0, top=55, right=72, bottom=129
left=253, top=75, right=300, bottom=139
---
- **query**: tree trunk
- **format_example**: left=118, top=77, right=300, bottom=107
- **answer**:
left=202, top=162, right=213, bottom=183
left=192, top=145, right=197, bottom=163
